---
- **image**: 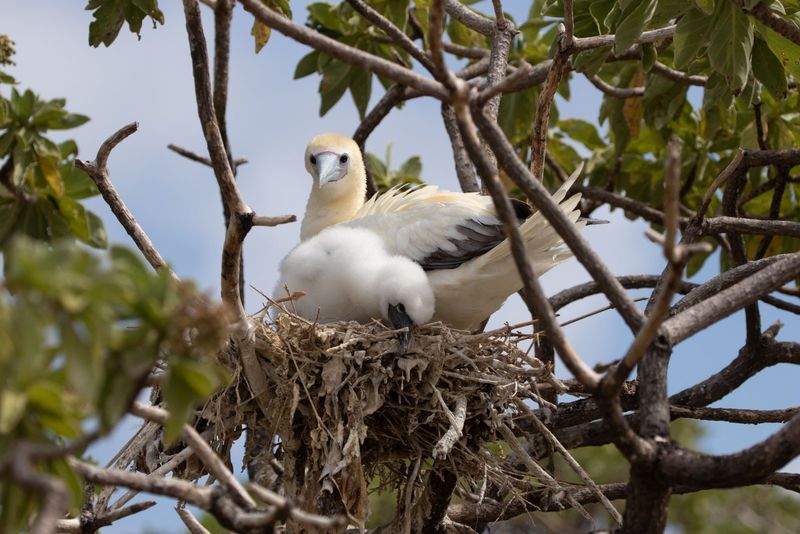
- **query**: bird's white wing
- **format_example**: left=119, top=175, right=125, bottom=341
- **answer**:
left=347, top=185, right=520, bottom=270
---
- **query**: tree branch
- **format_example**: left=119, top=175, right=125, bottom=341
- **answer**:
left=239, top=0, right=448, bottom=99
left=75, top=122, right=175, bottom=278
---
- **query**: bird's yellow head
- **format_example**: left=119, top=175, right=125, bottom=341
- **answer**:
left=301, top=133, right=368, bottom=240
left=304, top=133, right=365, bottom=196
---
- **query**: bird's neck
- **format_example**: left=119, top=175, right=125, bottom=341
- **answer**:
left=300, top=182, right=366, bottom=240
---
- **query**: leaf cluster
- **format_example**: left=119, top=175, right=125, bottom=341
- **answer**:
left=0, top=238, right=229, bottom=532
left=365, top=143, right=424, bottom=192
left=86, top=0, right=165, bottom=47
left=0, top=85, right=109, bottom=252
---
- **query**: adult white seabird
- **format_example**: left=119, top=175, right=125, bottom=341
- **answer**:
left=276, top=225, right=434, bottom=353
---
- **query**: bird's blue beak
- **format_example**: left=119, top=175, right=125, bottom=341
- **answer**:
left=315, top=152, right=346, bottom=186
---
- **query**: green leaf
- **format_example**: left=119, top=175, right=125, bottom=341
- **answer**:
left=572, top=47, right=612, bottom=76
left=58, top=140, right=79, bottom=159
left=673, top=8, right=714, bottom=69
left=642, top=75, right=688, bottom=129
left=760, top=24, right=800, bottom=81
left=319, top=60, right=351, bottom=116
left=87, top=0, right=126, bottom=47
left=558, top=118, right=604, bottom=149
left=48, top=113, right=90, bottom=130
left=62, top=164, right=99, bottom=200
left=397, top=156, right=422, bottom=178
left=694, top=0, right=714, bottom=15
left=87, top=0, right=164, bottom=47
left=0, top=70, right=16, bottom=84
left=85, top=210, right=108, bottom=248
left=707, top=0, right=754, bottom=93
left=0, top=199, right=21, bottom=244
left=641, top=43, right=657, bottom=72
left=294, top=51, right=319, bottom=79
left=348, top=67, right=372, bottom=120
left=251, top=20, right=271, bottom=53
left=0, top=390, right=27, bottom=434
left=163, top=360, right=222, bottom=443
left=752, top=38, right=787, bottom=99
left=14, top=89, right=35, bottom=120
left=307, top=2, right=343, bottom=31
left=365, top=153, right=388, bottom=181
left=37, top=155, right=64, bottom=197
left=613, top=0, right=657, bottom=54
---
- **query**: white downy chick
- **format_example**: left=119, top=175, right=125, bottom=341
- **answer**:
left=276, top=226, right=434, bottom=352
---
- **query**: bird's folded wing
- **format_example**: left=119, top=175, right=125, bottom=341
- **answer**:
left=347, top=186, right=509, bottom=270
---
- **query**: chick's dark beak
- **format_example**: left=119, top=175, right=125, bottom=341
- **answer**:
left=388, top=303, right=415, bottom=355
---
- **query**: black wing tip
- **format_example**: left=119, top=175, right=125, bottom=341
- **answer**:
left=579, top=217, right=610, bottom=225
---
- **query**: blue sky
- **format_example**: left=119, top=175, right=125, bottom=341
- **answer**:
left=3, top=1, right=799, bottom=531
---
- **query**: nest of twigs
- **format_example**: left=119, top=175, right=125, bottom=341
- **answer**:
left=236, top=310, right=567, bottom=527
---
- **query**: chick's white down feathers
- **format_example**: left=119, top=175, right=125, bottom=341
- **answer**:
left=277, top=226, right=434, bottom=326
left=278, top=133, right=585, bottom=331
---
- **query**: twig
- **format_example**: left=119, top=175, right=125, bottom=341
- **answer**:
left=573, top=25, right=676, bottom=51
left=248, top=483, right=346, bottom=529
left=130, top=402, right=257, bottom=508
left=57, top=501, right=156, bottom=533
left=75, top=123, right=175, bottom=278
left=664, top=252, right=800, bottom=343
left=662, top=413, right=800, bottom=488
left=698, top=148, right=745, bottom=217
left=110, top=445, right=196, bottom=510
left=444, top=0, right=494, bottom=36
left=529, top=24, right=570, bottom=183
left=651, top=62, right=707, bottom=86
left=252, top=214, right=296, bottom=227
left=176, top=505, right=212, bottom=534
left=168, top=144, right=247, bottom=168
left=433, top=395, right=467, bottom=459
left=441, top=102, right=480, bottom=192
left=515, top=400, right=622, bottom=525
left=352, top=84, right=408, bottom=197
left=586, top=73, right=644, bottom=98
left=704, top=215, right=800, bottom=238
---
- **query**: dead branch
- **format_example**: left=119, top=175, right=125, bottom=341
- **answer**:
left=75, top=122, right=175, bottom=277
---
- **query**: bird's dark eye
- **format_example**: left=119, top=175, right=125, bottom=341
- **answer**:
left=309, top=155, right=317, bottom=165
left=339, top=154, right=349, bottom=164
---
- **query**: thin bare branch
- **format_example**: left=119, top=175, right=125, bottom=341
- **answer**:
left=176, top=505, right=212, bottom=534
left=168, top=144, right=247, bottom=168
left=444, top=0, right=495, bottom=36
left=529, top=24, right=570, bottom=182
left=76, top=123, right=175, bottom=278
left=441, top=102, right=480, bottom=192
left=586, top=73, right=645, bottom=98
left=664, top=252, right=800, bottom=343
left=58, top=501, right=156, bottom=533
left=130, top=402, right=256, bottom=507
left=573, top=24, right=676, bottom=50
left=651, top=61, right=707, bottom=86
